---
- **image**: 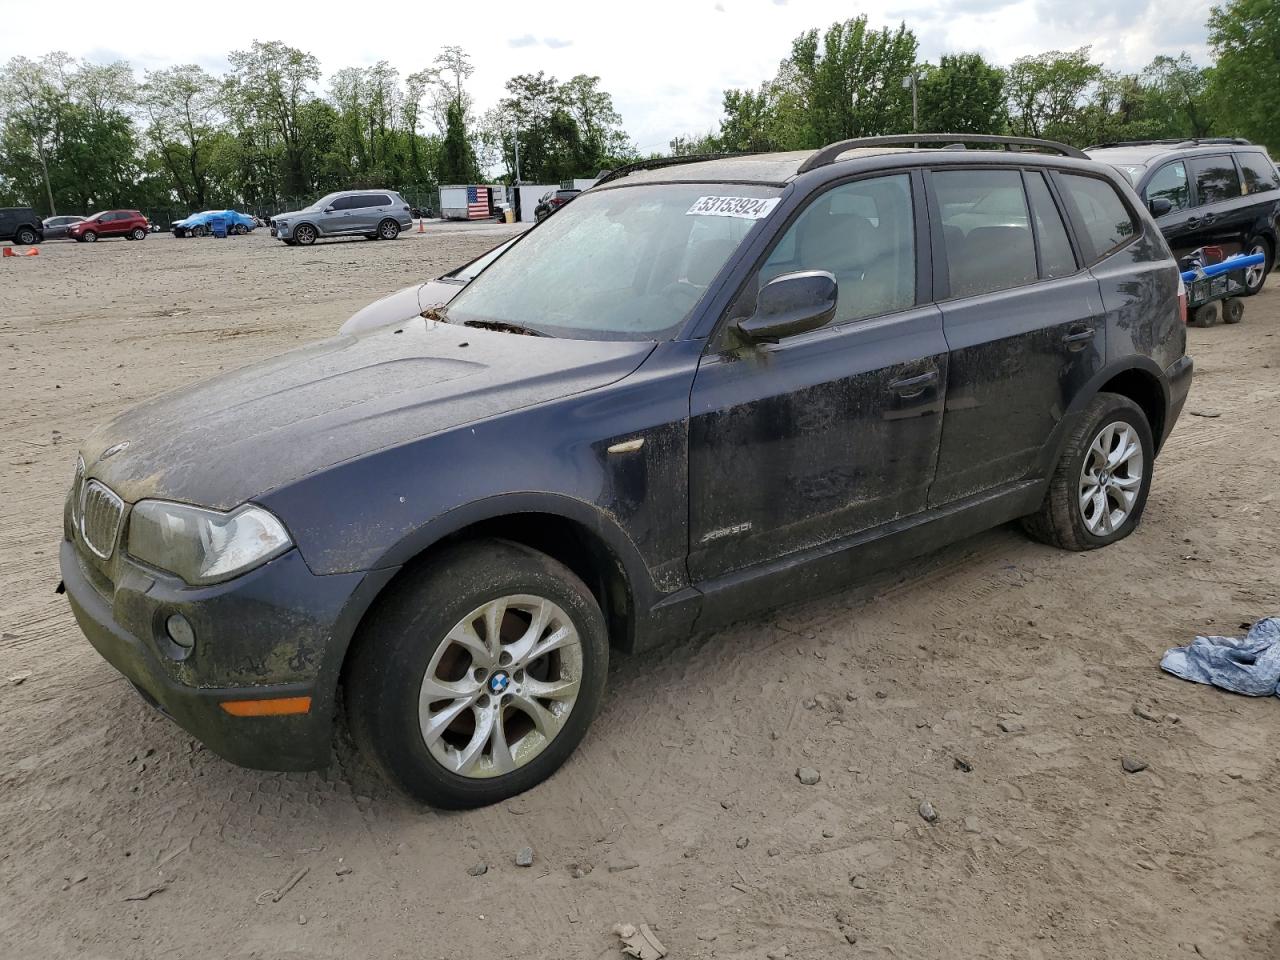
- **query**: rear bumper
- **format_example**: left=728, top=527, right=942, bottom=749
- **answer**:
left=1163, top=354, right=1194, bottom=447
left=59, top=539, right=393, bottom=771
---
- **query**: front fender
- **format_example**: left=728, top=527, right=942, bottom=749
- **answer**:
left=338, top=284, right=425, bottom=336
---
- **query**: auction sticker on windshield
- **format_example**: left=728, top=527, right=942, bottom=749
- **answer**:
left=686, top=196, right=781, bottom=220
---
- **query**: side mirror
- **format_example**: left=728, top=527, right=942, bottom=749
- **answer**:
left=1148, top=196, right=1172, bottom=218
left=736, top=271, right=838, bottom=343
left=324, top=206, right=335, bottom=213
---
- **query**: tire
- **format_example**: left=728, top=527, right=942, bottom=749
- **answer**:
left=131, top=227, right=146, bottom=240
left=1222, top=298, right=1244, bottom=324
left=1191, top=302, right=1220, bottom=328
left=294, top=224, right=316, bottom=246
left=377, top=218, right=400, bottom=240
left=1021, top=392, right=1154, bottom=552
left=346, top=538, right=609, bottom=808
left=282, top=239, right=298, bottom=246
left=1241, top=236, right=1271, bottom=296
left=82, top=230, right=98, bottom=243
left=15, top=226, right=37, bottom=245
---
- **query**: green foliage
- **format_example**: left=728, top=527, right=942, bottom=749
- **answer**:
left=918, top=54, right=1005, bottom=135
left=440, top=98, right=479, bottom=184
left=1208, top=0, right=1280, bottom=151
left=1004, top=47, right=1102, bottom=141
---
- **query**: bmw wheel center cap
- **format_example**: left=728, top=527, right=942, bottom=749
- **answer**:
left=488, top=672, right=511, bottom=695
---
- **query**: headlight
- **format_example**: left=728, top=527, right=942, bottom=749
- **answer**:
left=127, top=501, right=292, bottom=585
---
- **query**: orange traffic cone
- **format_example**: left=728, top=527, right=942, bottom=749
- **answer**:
left=24, top=247, right=38, bottom=256
left=417, top=217, right=425, bottom=233
left=2, top=248, right=14, bottom=257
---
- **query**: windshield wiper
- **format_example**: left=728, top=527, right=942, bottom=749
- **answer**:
left=462, top=319, right=546, bottom=337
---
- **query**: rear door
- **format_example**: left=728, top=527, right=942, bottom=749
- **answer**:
left=927, top=166, right=1105, bottom=505
left=688, top=172, right=948, bottom=581
left=1185, top=154, right=1250, bottom=256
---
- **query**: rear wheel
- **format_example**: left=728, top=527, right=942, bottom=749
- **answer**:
left=15, top=226, right=37, bottom=245
left=131, top=227, right=146, bottom=240
left=346, top=539, right=609, bottom=808
left=377, top=218, right=400, bottom=240
left=294, top=224, right=316, bottom=246
left=1241, top=237, right=1271, bottom=296
left=1191, top=302, right=1220, bottom=328
left=1022, top=392, right=1154, bottom=552
left=1223, top=298, right=1244, bottom=324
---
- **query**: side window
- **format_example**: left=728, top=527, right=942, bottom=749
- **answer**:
left=1144, top=161, right=1190, bottom=211
left=1239, top=152, right=1280, bottom=194
left=933, top=169, right=1037, bottom=298
left=1188, top=156, right=1242, bottom=205
left=1056, top=174, right=1137, bottom=263
left=330, top=196, right=356, bottom=211
left=757, top=174, right=916, bottom=323
left=369, top=194, right=393, bottom=207
left=1025, top=173, right=1077, bottom=278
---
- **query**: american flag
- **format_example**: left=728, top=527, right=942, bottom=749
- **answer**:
left=467, top=186, right=489, bottom=220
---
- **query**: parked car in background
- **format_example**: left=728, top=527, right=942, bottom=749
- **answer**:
left=66, top=210, right=150, bottom=243
left=172, top=209, right=258, bottom=237
left=1, top=207, right=45, bottom=245
left=62, top=134, right=1192, bottom=808
left=42, top=215, right=86, bottom=240
left=339, top=236, right=520, bottom=335
left=271, top=191, right=413, bottom=246
left=534, top=189, right=579, bottom=223
left=1087, top=138, right=1280, bottom=295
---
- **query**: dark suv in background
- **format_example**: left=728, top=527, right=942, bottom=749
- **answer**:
left=1087, top=138, right=1279, bottom=294
left=62, top=134, right=1192, bottom=808
left=0, top=207, right=44, bottom=245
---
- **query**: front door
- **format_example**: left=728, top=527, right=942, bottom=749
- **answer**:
left=1143, top=159, right=1201, bottom=261
left=927, top=167, right=1106, bottom=505
left=688, top=173, right=948, bottom=582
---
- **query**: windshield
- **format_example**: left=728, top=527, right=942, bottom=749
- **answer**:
left=445, top=183, right=781, bottom=340
left=451, top=238, right=518, bottom=282
left=1115, top=164, right=1146, bottom=183
left=309, top=193, right=342, bottom=210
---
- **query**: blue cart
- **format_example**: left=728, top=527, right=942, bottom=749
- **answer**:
left=1181, top=248, right=1266, bottom=327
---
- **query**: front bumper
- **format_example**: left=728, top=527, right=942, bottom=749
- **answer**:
left=60, top=538, right=391, bottom=771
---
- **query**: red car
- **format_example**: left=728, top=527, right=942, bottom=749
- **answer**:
left=67, top=210, right=150, bottom=243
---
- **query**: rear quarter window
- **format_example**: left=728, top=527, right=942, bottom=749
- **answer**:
left=1055, top=174, right=1138, bottom=264
left=1239, top=152, right=1280, bottom=194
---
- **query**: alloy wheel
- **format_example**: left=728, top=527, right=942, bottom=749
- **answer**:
left=418, top=594, right=583, bottom=779
left=83, top=231, right=97, bottom=242
left=1078, top=421, right=1144, bottom=536
left=1245, top=243, right=1267, bottom=291
left=17, top=228, right=35, bottom=244
left=379, top=220, right=399, bottom=239
left=295, top=225, right=315, bottom=245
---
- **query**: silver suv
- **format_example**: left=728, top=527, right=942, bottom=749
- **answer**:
left=271, top=190, right=413, bottom=246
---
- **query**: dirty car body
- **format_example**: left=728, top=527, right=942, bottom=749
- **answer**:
left=62, top=138, right=1193, bottom=800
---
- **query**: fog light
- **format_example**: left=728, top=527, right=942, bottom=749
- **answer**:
left=166, top=613, right=195, bottom=650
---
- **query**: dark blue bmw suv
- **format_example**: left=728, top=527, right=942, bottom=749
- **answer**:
left=61, top=134, right=1193, bottom=807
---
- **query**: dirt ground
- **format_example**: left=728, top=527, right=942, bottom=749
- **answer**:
left=1, top=227, right=1278, bottom=960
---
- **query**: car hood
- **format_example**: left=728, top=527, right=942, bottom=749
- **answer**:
left=81, top=321, right=655, bottom=511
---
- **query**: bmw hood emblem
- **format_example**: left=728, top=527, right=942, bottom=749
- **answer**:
left=99, top=440, right=131, bottom=461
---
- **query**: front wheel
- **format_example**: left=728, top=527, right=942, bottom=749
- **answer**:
left=294, top=224, right=316, bottom=246
left=82, top=230, right=98, bottom=243
left=1241, top=237, right=1271, bottom=296
left=345, top=539, right=609, bottom=808
left=15, top=227, right=37, bottom=245
left=377, top=218, right=400, bottom=240
left=1022, top=392, right=1154, bottom=551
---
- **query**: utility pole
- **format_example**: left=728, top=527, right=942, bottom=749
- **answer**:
left=902, top=71, right=919, bottom=134
left=513, top=129, right=521, bottom=185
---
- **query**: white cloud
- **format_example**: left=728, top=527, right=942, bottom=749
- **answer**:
left=0, top=0, right=1213, bottom=158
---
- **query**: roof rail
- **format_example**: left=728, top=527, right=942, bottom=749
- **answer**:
left=797, top=134, right=1086, bottom=173
left=1084, top=136, right=1253, bottom=150
left=593, top=153, right=748, bottom=187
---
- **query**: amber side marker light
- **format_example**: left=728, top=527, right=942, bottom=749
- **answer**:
left=219, top=696, right=312, bottom=717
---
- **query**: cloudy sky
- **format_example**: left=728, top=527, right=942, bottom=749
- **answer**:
left=0, top=0, right=1212, bottom=154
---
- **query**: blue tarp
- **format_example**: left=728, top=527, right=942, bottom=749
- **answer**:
left=173, top=209, right=256, bottom=232
left=1161, top=618, right=1280, bottom=697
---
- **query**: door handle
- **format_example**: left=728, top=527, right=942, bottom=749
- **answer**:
left=1202, top=212, right=1217, bottom=224
left=1062, top=326, right=1095, bottom=351
left=888, top=370, right=938, bottom=398
left=1185, top=217, right=1201, bottom=227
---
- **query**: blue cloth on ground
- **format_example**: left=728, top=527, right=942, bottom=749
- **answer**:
left=1161, top=617, right=1280, bottom=698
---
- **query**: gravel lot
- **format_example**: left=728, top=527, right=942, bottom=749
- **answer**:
left=1, top=228, right=1278, bottom=960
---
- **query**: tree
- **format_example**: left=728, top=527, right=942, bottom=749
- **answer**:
left=440, top=98, right=479, bottom=183
left=785, top=16, right=918, bottom=146
left=918, top=54, right=1005, bottom=135
left=1143, top=54, right=1215, bottom=138
left=1208, top=0, right=1280, bottom=150
left=226, top=41, right=320, bottom=197
left=141, top=65, right=221, bottom=209
left=1004, top=47, right=1102, bottom=142
left=0, top=54, right=68, bottom=213
left=559, top=74, right=632, bottom=163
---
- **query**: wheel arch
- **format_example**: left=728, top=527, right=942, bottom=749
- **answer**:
left=1095, top=364, right=1167, bottom=452
left=334, top=496, right=649, bottom=702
